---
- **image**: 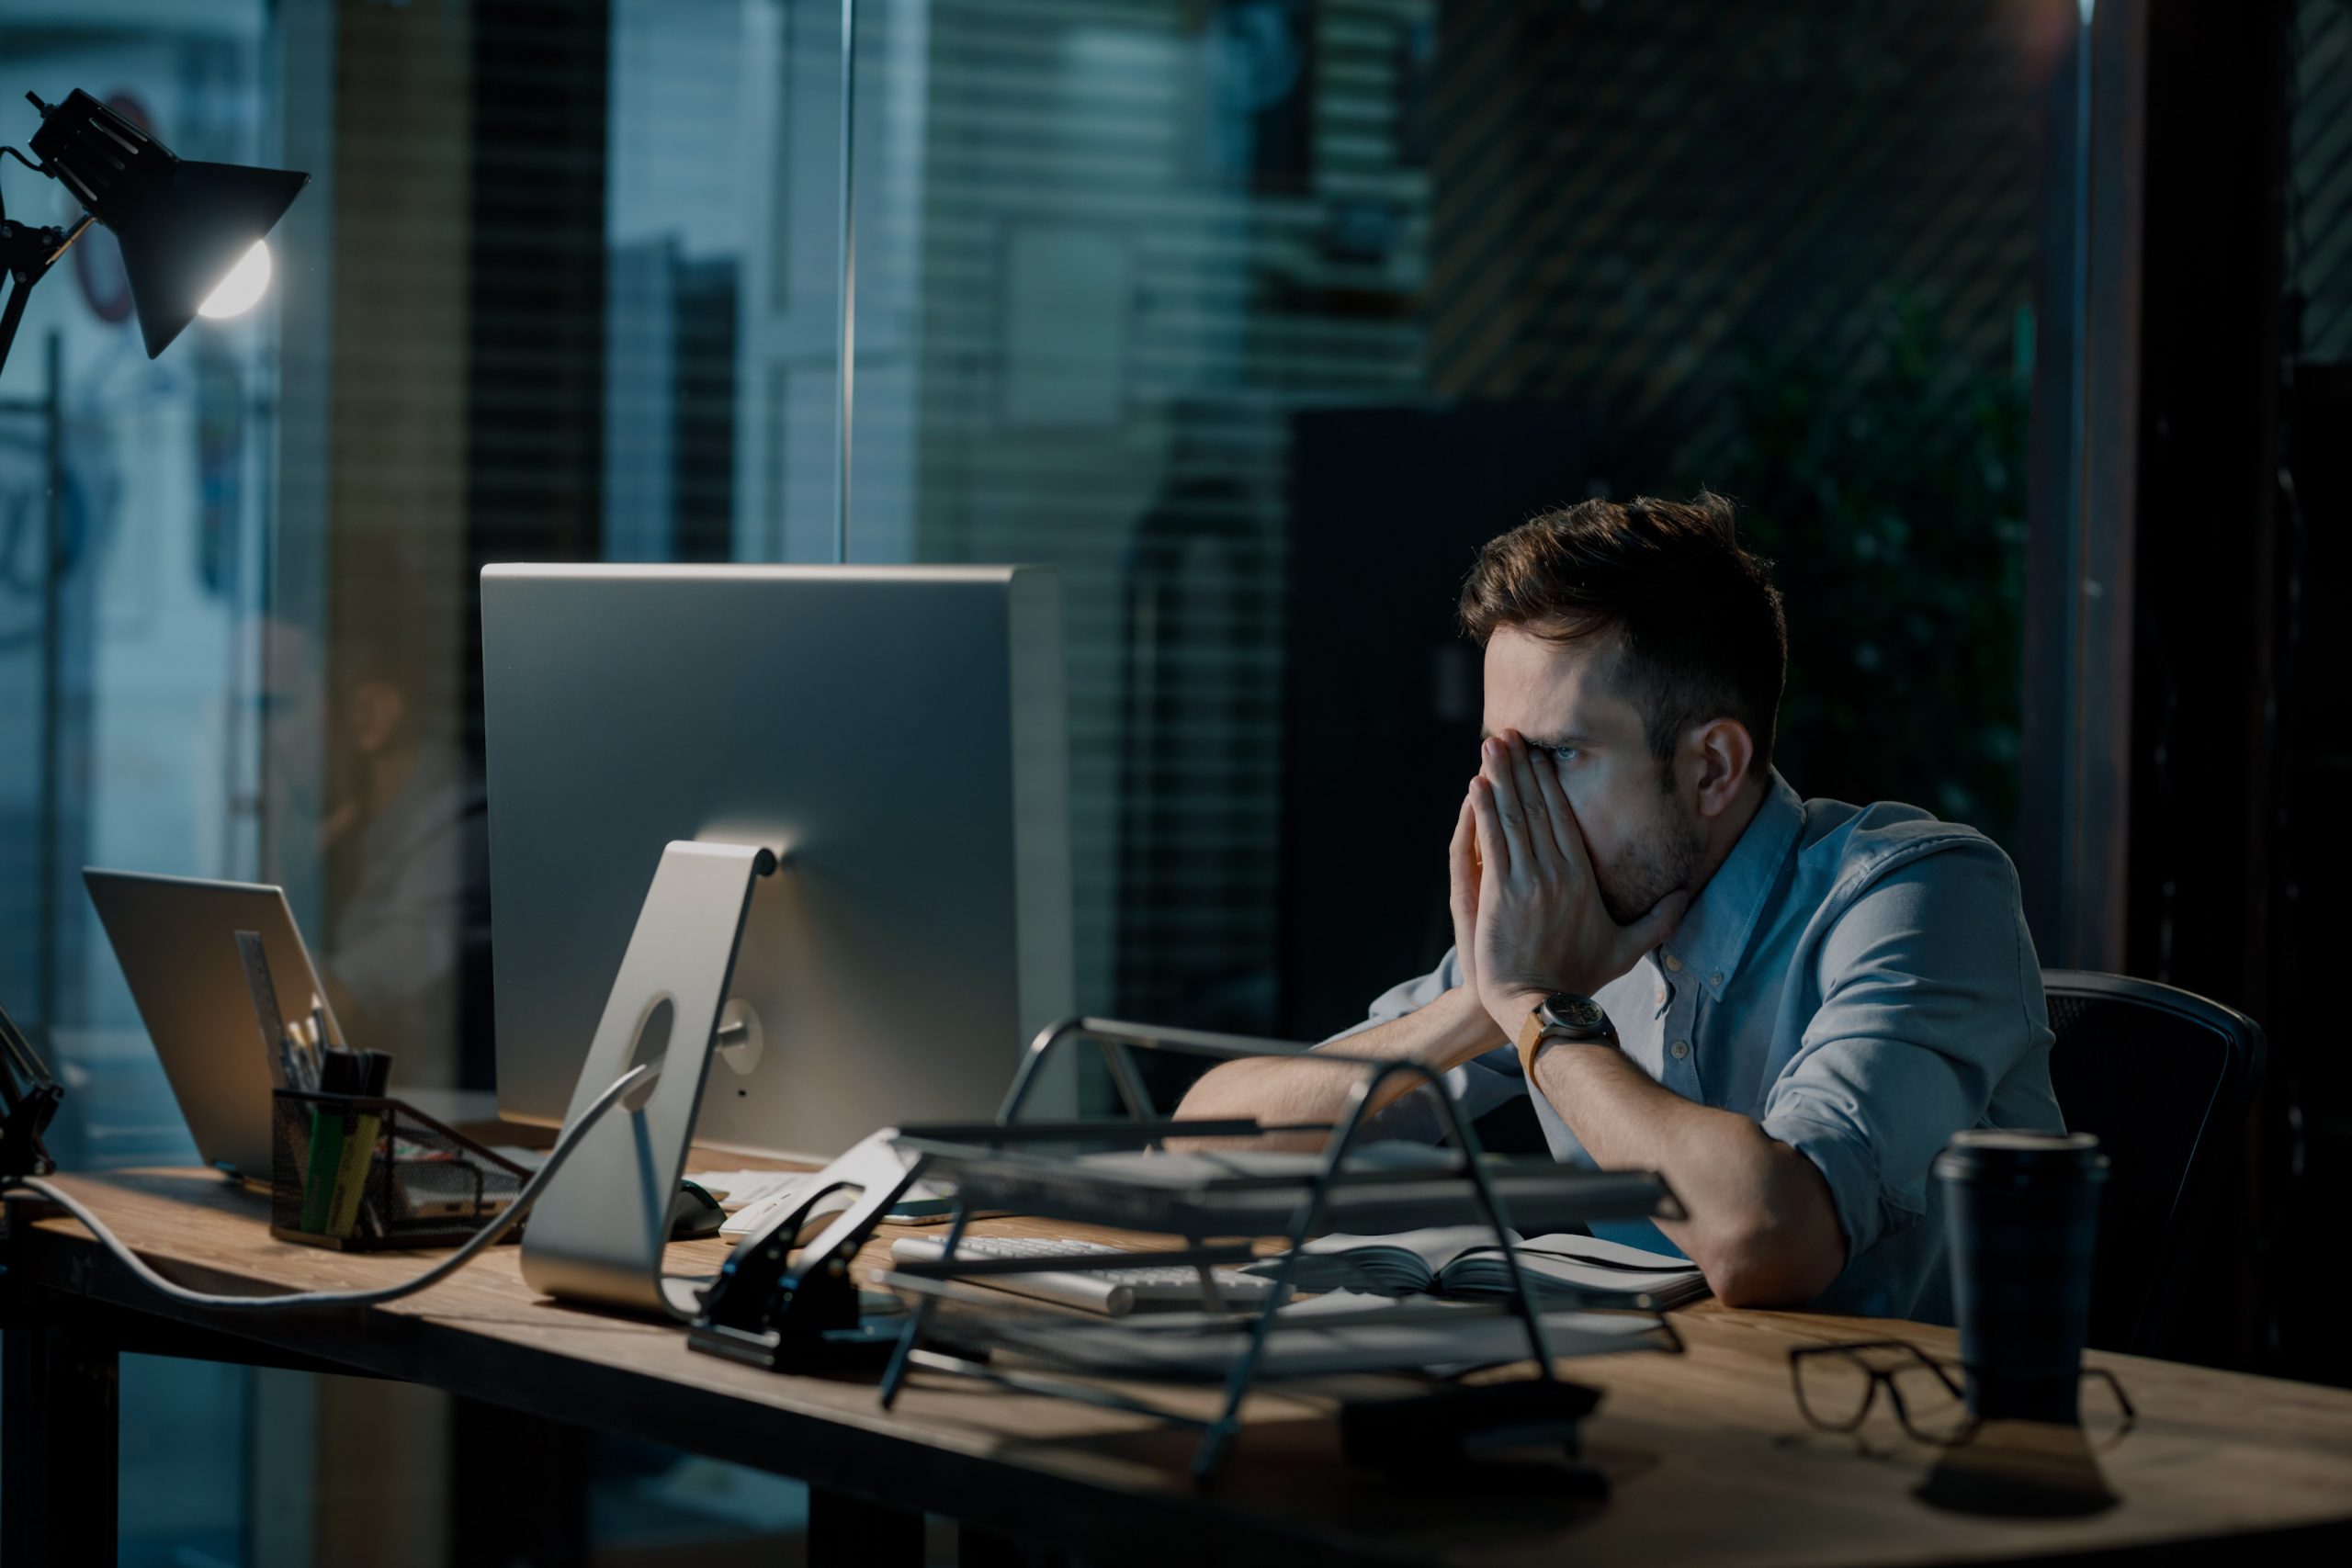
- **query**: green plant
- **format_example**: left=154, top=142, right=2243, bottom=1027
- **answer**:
left=1695, top=297, right=2029, bottom=848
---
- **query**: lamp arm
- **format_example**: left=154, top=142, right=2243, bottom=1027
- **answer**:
left=0, top=1000, right=62, bottom=1181
left=0, top=271, right=31, bottom=378
left=0, top=210, right=89, bottom=378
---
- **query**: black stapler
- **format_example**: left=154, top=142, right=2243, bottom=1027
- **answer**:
left=687, top=1134, right=921, bottom=1371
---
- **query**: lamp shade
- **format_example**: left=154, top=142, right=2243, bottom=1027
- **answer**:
left=28, top=90, right=307, bottom=359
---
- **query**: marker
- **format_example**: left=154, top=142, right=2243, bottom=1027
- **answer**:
left=326, top=1051, right=394, bottom=1238
left=300, top=1049, right=365, bottom=1235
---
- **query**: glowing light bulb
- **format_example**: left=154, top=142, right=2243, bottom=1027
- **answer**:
left=198, top=241, right=273, bottom=319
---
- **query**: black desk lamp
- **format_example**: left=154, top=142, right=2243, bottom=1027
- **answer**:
left=0, top=1000, right=61, bottom=1183
left=0, top=88, right=308, bottom=373
left=0, top=92, right=306, bottom=1167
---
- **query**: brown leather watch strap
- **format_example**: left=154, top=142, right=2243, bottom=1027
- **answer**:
left=1514, top=1001, right=1614, bottom=1079
left=1513, top=1007, right=1555, bottom=1080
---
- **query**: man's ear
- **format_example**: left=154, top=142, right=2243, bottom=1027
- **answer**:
left=1686, top=717, right=1755, bottom=818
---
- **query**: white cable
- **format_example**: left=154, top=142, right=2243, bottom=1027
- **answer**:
left=3, top=1063, right=653, bottom=1312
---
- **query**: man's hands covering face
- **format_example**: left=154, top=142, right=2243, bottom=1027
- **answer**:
left=1448, top=790, right=1485, bottom=996
left=1462, top=732, right=1689, bottom=1038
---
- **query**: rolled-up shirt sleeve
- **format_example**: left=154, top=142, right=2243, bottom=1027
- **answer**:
left=1760, top=841, right=2051, bottom=1263
left=1322, top=947, right=1524, bottom=1144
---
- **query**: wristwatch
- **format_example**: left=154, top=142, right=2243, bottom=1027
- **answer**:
left=1513, top=992, right=1617, bottom=1079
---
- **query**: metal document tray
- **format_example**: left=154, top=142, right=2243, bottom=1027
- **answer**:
left=861, top=1018, right=1695, bottom=1486
left=889, top=1137, right=1684, bottom=1237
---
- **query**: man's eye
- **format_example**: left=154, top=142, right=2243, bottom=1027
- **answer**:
left=1548, top=747, right=1579, bottom=763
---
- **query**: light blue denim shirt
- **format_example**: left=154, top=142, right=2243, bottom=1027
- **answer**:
left=1335, top=770, right=2061, bottom=1322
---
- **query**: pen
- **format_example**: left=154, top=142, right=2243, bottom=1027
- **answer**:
left=288, top=1020, right=324, bottom=1090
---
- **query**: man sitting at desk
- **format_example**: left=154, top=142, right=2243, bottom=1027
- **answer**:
left=1176, top=493, right=2059, bottom=1320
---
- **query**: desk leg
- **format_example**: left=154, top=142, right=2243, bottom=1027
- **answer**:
left=450, top=1396, right=590, bottom=1567
left=808, top=1484, right=922, bottom=1567
left=2, top=1319, right=120, bottom=1565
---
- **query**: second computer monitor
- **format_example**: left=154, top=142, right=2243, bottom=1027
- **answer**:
left=481, top=563, right=1074, bottom=1159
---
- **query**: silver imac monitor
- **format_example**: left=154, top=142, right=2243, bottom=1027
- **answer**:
left=480, top=563, right=1074, bottom=1160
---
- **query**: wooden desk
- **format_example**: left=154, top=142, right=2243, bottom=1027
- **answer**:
left=6, top=1167, right=2352, bottom=1567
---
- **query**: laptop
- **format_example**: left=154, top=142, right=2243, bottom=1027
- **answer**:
left=84, top=869, right=347, bottom=1182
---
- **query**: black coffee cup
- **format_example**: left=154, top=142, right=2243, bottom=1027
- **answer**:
left=1935, top=1130, right=2109, bottom=1424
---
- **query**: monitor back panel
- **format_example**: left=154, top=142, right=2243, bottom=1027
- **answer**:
left=481, top=564, right=1073, bottom=1159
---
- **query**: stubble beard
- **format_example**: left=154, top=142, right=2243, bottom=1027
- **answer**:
left=1592, top=791, right=1706, bottom=928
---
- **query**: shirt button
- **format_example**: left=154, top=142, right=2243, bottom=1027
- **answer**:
left=1708, top=973, right=1724, bottom=988
left=1670, top=1040, right=1690, bottom=1059
left=1664, top=953, right=1683, bottom=972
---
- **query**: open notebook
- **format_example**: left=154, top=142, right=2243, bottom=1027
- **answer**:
left=1248, top=1224, right=1711, bottom=1310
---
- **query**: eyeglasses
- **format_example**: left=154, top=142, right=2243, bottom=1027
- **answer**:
left=1788, top=1340, right=2137, bottom=1449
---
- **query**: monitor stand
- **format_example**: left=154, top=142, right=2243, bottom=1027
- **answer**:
left=520, top=839, right=777, bottom=1319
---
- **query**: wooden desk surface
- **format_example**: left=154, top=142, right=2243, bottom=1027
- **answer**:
left=9, top=1167, right=2352, bottom=1567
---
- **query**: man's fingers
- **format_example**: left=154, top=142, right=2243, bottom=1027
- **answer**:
left=1479, top=741, right=1533, bottom=869
left=1449, top=793, right=1481, bottom=982
left=1467, top=773, right=1512, bottom=879
left=1449, top=792, right=1477, bottom=907
left=1499, top=734, right=1558, bottom=869
left=1524, top=741, right=1589, bottom=871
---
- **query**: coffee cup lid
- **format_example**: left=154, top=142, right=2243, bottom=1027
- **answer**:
left=1934, top=1129, right=2109, bottom=1182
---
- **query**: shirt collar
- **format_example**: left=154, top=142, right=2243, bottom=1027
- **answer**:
left=1654, top=768, right=1804, bottom=1000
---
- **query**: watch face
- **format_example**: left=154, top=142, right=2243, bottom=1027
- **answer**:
left=1544, top=994, right=1606, bottom=1032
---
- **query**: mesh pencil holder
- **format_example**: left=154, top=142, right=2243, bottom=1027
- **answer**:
left=270, top=1089, right=532, bottom=1251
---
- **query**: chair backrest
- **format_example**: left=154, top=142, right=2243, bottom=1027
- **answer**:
left=2041, top=970, right=2266, bottom=1355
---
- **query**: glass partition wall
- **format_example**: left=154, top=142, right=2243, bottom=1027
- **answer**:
left=840, top=0, right=2051, bottom=1047
left=0, top=1, right=2075, bottom=1558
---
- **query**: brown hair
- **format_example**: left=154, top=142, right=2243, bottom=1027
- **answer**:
left=1459, top=491, right=1787, bottom=778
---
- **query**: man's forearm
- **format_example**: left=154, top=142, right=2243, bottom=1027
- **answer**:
left=1530, top=1043, right=1846, bottom=1307
left=1170, top=987, right=1502, bottom=1151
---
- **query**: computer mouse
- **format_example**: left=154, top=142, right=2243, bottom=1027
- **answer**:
left=668, top=1179, right=727, bottom=1240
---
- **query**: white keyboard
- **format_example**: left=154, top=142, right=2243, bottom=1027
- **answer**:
left=889, top=1235, right=1274, bottom=1318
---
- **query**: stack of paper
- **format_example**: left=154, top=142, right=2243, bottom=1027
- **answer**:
left=984, top=1301, right=1663, bottom=1382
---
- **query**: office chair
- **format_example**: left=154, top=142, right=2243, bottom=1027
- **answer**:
left=2041, top=970, right=2266, bottom=1356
